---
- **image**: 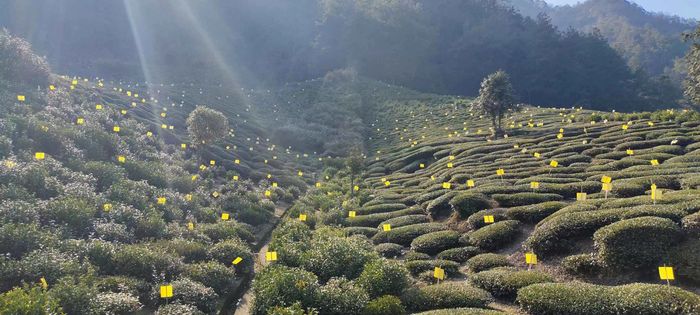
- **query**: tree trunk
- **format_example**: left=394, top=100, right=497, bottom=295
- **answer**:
left=350, top=174, right=355, bottom=197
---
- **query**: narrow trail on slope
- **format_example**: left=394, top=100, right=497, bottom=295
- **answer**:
left=221, top=203, right=289, bottom=315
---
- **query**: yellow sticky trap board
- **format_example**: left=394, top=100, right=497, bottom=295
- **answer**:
left=602, top=183, right=612, bottom=191
left=557, top=133, right=563, bottom=139
left=212, top=191, right=220, bottom=198
left=40, top=277, right=48, bottom=289
left=442, top=182, right=451, bottom=189
left=651, top=184, right=661, bottom=200
left=349, top=211, right=356, bottom=218
left=146, top=131, right=153, bottom=137
left=496, top=169, right=505, bottom=176
left=160, top=285, right=173, bottom=298
left=601, top=176, right=612, bottom=183
left=265, top=251, right=278, bottom=261
left=49, top=85, right=56, bottom=91
left=467, top=180, right=475, bottom=188
left=232, top=257, right=243, bottom=265
left=181, top=143, right=187, bottom=149
left=533, top=152, right=541, bottom=158
left=384, top=181, right=390, bottom=187
left=120, top=109, right=127, bottom=115
left=272, top=182, right=278, bottom=187
left=626, top=149, right=634, bottom=155
left=157, top=197, right=166, bottom=205
left=650, top=159, right=659, bottom=166
left=576, top=192, right=587, bottom=201
left=434, top=267, right=445, bottom=280
left=232, top=175, right=239, bottom=181
left=221, top=213, right=230, bottom=220
left=76, top=117, right=84, bottom=125
left=299, top=214, right=307, bottom=221
left=17, top=95, right=25, bottom=102
left=103, top=203, right=112, bottom=211
left=419, top=163, right=425, bottom=168
left=265, top=190, right=271, bottom=197
left=622, top=124, right=629, bottom=130
left=35, top=152, right=45, bottom=160
left=383, top=224, right=391, bottom=231
left=96, top=104, right=103, bottom=110
left=298, top=171, right=303, bottom=176
left=234, top=159, right=240, bottom=164
left=447, top=162, right=453, bottom=168
left=72, top=79, right=78, bottom=85
left=210, top=160, right=216, bottom=166
left=354, top=185, right=360, bottom=191
left=113, top=126, right=120, bottom=133
left=187, top=222, right=194, bottom=230
left=117, top=155, right=125, bottom=163
left=648, top=121, right=654, bottom=126
left=315, top=182, right=321, bottom=188
left=549, top=160, right=558, bottom=168
left=525, top=253, right=538, bottom=264
left=161, top=124, right=167, bottom=129
left=530, top=181, right=539, bottom=189
left=185, top=194, right=192, bottom=201
left=659, top=267, right=674, bottom=280
left=484, top=215, right=495, bottom=223
left=449, top=155, right=455, bottom=160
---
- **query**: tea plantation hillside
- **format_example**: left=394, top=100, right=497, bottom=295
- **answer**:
left=248, top=89, right=700, bottom=313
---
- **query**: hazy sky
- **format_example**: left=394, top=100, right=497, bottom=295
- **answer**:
left=543, top=0, right=700, bottom=19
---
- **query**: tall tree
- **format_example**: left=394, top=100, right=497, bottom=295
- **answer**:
left=472, top=70, right=516, bottom=138
left=684, top=26, right=700, bottom=108
left=186, top=106, right=229, bottom=147
left=346, top=145, right=364, bottom=197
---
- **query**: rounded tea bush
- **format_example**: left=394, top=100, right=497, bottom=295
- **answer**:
left=410, top=230, right=461, bottom=255
left=371, top=223, right=447, bottom=246
left=492, top=193, right=563, bottom=207
left=374, top=243, right=404, bottom=258
left=466, top=254, right=511, bottom=273
left=449, top=192, right=492, bottom=218
left=404, top=259, right=460, bottom=276
left=670, top=239, right=700, bottom=284
left=316, top=277, right=369, bottom=315
left=252, top=265, right=320, bottom=315
left=593, top=216, right=682, bottom=270
left=517, top=282, right=700, bottom=315
left=436, top=246, right=481, bottom=263
left=414, top=308, right=506, bottom=315
left=506, top=201, right=566, bottom=223
left=401, top=283, right=493, bottom=312
left=357, top=259, right=410, bottom=298
left=561, top=254, right=601, bottom=276
left=363, top=295, right=406, bottom=315
left=468, top=220, right=520, bottom=250
left=469, top=267, right=553, bottom=299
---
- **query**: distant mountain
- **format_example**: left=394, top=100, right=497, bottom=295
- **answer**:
left=503, top=0, right=698, bottom=76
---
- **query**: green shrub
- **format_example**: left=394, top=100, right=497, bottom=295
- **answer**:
left=95, top=276, right=150, bottom=302
left=468, top=220, right=520, bottom=250
left=200, top=221, right=255, bottom=243
left=506, top=201, right=566, bottom=223
left=123, top=160, right=168, bottom=188
left=404, top=260, right=460, bottom=276
left=371, top=223, right=446, bottom=245
left=252, top=265, right=320, bottom=315
left=111, top=245, right=182, bottom=281
left=466, top=254, right=511, bottom=273
left=154, top=278, right=218, bottom=314
left=0, top=29, right=51, bottom=86
left=0, top=285, right=64, bottom=314
left=207, top=238, right=254, bottom=274
left=524, top=209, right=622, bottom=255
left=682, top=212, right=700, bottom=236
left=357, top=259, right=409, bottom=298
left=414, top=308, right=506, bottom=315
left=83, top=161, right=125, bottom=191
left=43, top=196, right=97, bottom=236
left=358, top=203, right=407, bottom=215
left=380, top=215, right=429, bottom=229
left=316, top=278, right=368, bottom=315
left=92, top=292, right=142, bottom=314
left=492, top=193, right=563, bottom=207
left=347, top=207, right=424, bottom=227
left=374, top=243, right=404, bottom=258
left=185, top=261, right=236, bottom=295
left=593, top=216, right=682, bottom=270
left=403, top=251, right=431, bottom=261
left=436, top=246, right=481, bottom=263
left=401, top=283, right=493, bottom=312
left=156, top=303, right=205, bottom=315
left=0, top=223, right=56, bottom=258
left=301, top=234, right=376, bottom=281
left=16, top=249, right=85, bottom=284
left=449, top=192, right=492, bottom=218
left=49, top=277, right=97, bottom=315
left=466, top=209, right=507, bottom=229
left=561, top=254, right=601, bottom=276
left=344, top=226, right=378, bottom=237
left=363, top=295, right=406, bottom=315
left=469, top=267, right=553, bottom=299
left=517, top=282, right=700, bottom=315
left=410, top=230, right=461, bottom=255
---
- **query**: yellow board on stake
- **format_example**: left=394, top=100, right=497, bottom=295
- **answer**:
left=299, top=214, right=307, bottom=221
left=659, top=266, right=674, bottom=280
left=601, top=176, right=612, bottom=183
left=266, top=251, right=277, bottom=261
left=354, top=185, right=360, bottom=191
left=35, top=152, right=45, bottom=160
left=533, top=152, right=541, bottom=158
left=265, top=190, right=271, bottom=197
left=113, top=126, right=120, bottom=133
left=576, top=192, right=587, bottom=201
left=232, top=257, right=243, bottom=265
left=185, top=194, right=192, bottom=201
left=484, top=215, right=495, bottom=223
left=447, top=162, right=453, bottom=168
left=602, top=182, right=612, bottom=192
left=17, top=95, right=25, bottom=102
left=221, top=213, right=230, bottom=220
left=40, top=277, right=48, bottom=290
left=383, top=224, right=391, bottom=231
left=442, top=182, right=451, bottom=189
left=103, top=203, right=112, bottom=211
left=434, top=267, right=445, bottom=280
left=626, top=149, right=634, bottom=155
left=549, top=160, right=558, bottom=168
left=384, top=181, right=390, bottom=187
left=76, top=117, right=84, bottom=125
left=117, top=155, right=126, bottom=163
left=525, top=253, right=538, bottom=265
left=210, top=160, right=216, bottom=166
left=181, top=143, right=187, bottom=150
left=496, top=169, right=505, bottom=176
left=650, top=159, right=659, bottom=166
left=419, top=163, right=425, bottom=168
left=530, top=181, right=540, bottom=189
left=187, top=222, right=194, bottom=230
left=467, top=180, right=475, bottom=188
left=349, top=211, right=356, bottom=218
left=157, top=197, right=166, bottom=205
left=160, top=285, right=173, bottom=298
